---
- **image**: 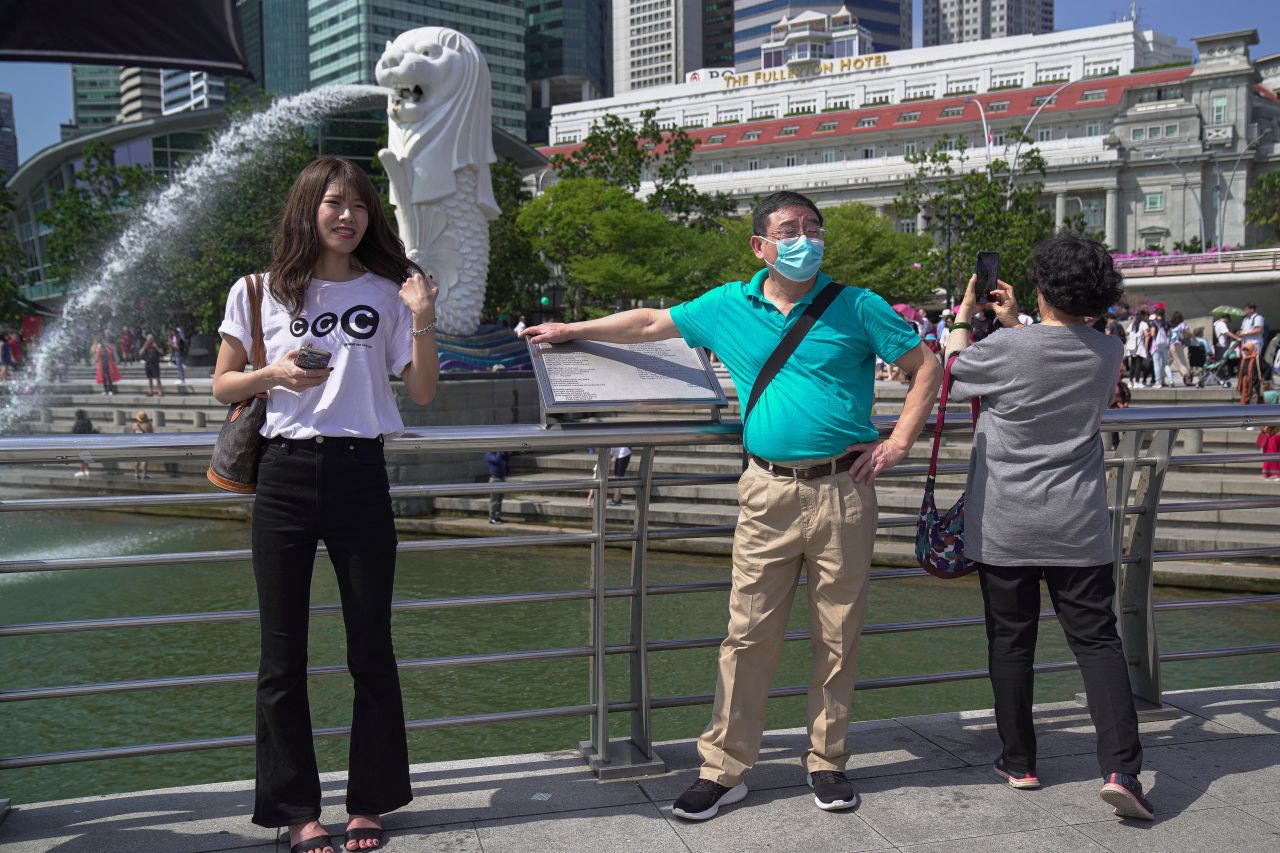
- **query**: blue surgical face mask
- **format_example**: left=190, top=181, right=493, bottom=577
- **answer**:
left=761, top=234, right=824, bottom=282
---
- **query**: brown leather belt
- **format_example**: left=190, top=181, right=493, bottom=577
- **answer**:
left=750, top=450, right=860, bottom=480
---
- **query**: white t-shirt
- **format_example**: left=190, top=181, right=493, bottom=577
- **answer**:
left=1240, top=313, right=1264, bottom=345
left=1214, top=318, right=1231, bottom=349
left=219, top=272, right=414, bottom=439
left=609, top=446, right=632, bottom=460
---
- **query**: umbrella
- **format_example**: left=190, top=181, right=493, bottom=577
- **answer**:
left=892, top=303, right=921, bottom=321
left=1211, top=305, right=1245, bottom=318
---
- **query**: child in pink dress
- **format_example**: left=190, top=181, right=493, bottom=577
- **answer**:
left=1258, top=426, right=1280, bottom=480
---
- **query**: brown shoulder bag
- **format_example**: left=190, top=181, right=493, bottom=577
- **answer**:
left=207, top=273, right=268, bottom=493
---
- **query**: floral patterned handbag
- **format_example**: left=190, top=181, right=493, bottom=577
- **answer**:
left=915, top=352, right=980, bottom=579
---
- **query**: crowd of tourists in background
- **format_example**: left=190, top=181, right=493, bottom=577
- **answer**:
left=883, top=298, right=1277, bottom=399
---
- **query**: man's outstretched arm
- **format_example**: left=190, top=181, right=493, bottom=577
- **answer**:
left=519, top=309, right=680, bottom=345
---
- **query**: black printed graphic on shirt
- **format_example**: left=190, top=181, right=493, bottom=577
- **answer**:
left=289, top=305, right=380, bottom=340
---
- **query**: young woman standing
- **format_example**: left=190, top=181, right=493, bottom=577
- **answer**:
left=213, top=157, right=439, bottom=853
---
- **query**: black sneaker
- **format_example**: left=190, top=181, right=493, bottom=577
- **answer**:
left=806, top=770, right=859, bottom=811
left=1100, top=772, right=1154, bottom=820
left=671, top=778, right=748, bottom=820
left=993, top=755, right=1041, bottom=790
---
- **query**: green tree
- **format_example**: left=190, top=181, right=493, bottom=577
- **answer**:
left=38, top=140, right=154, bottom=286
left=549, top=109, right=736, bottom=225
left=0, top=178, right=27, bottom=322
left=1245, top=169, right=1280, bottom=242
left=894, top=130, right=1054, bottom=307
left=517, top=178, right=677, bottom=319
left=819, top=202, right=933, bottom=302
left=485, top=159, right=549, bottom=320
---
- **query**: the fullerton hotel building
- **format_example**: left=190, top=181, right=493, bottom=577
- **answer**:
left=543, top=19, right=1280, bottom=253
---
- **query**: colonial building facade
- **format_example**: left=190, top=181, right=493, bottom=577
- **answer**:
left=545, top=22, right=1280, bottom=252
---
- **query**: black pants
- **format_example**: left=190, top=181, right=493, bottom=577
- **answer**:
left=977, top=562, right=1143, bottom=778
left=488, top=475, right=504, bottom=520
left=250, top=435, right=411, bottom=828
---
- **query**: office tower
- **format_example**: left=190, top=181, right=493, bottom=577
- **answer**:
left=0, top=93, right=17, bottom=178
left=118, top=67, right=164, bottom=123
left=71, top=65, right=123, bottom=135
left=235, top=0, right=311, bottom=99
left=612, top=0, right=703, bottom=92
left=734, top=2, right=912, bottom=71
left=703, top=0, right=735, bottom=68
left=307, top=1, right=527, bottom=138
left=162, top=71, right=227, bottom=115
left=526, top=0, right=609, bottom=145
left=923, top=0, right=1055, bottom=48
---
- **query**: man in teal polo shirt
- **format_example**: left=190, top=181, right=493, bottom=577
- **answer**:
left=521, top=191, right=941, bottom=820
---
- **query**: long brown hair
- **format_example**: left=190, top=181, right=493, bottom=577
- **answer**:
left=266, top=156, right=421, bottom=316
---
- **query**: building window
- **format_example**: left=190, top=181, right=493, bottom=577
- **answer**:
left=1131, top=127, right=1146, bottom=141
left=712, top=162, right=724, bottom=174
left=1148, top=125, right=1162, bottom=139
left=777, top=126, right=799, bottom=137
left=785, top=154, right=797, bottom=167
left=988, top=101, right=1010, bottom=113
left=828, top=98, right=850, bottom=110
left=684, top=115, right=707, bottom=128
left=940, top=105, right=964, bottom=118
left=897, top=218, right=917, bottom=233
left=903, top=141, right=918, bottom=156
left=742, top=130, right=761, bottom=141
left=857, top=116, right=878, bottom=128
left=1144, top=192, right=1165, bottom=212
left=1031, top=94, right=1057, bottom=107
left=1037, top=127, right=1053, bottom=142
left=862, top=146, right=876, bottom=159
left=822, top=150, right=838, bottom=163
left=1080, top=89, right=1107, bottom=102
left=1165, top=124, right=1178, bottom=137
left=817, top=120, right=838, bottom=132
left=1084, top=59, right=1121, bottom=78
left=719, top=110, right=742, bottom=124
left=747, top=158, right=760, bottom=171
left=706, top=134, right=726, bottom=145
left=905, top=84, right=935, bottom=100
left=865, top=90, right=891, bottom=105
left=991, top=73, right=1023, bottom=89
left=1085, top=121, right=1103, bottom=136
left=991, top=131, right=1006, bottom=146
left=1035, top=66, right=1070, bottom=84
left=1137, top=85, right=1183, bottom=104
left=1210, top=95, right=1228, bottom=125
left=898, top=111, right=921, bottom=123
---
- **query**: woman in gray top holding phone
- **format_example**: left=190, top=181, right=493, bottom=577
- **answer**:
left=943, top=233, right=1153, bottom=821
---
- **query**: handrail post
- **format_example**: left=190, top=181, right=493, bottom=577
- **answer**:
left=587, top=446, right=610, bottom=764
left=1119, top=428, right=1179, bottom=718
left=581, top=445, right=667, bottom=779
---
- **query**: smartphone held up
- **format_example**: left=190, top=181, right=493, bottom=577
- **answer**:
left=974, top=252, right=999, bottom=304
left=294, top=346, right=332, bottom=371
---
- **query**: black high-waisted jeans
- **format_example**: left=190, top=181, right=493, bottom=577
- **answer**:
left=977, top=561, right=1143, bottom=778
left=250, top=435, right=412, bottom=828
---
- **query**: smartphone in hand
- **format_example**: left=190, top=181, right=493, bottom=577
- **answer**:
left=975, top=252, right=999, bottom=304
left=294, top=346, right=332, bottom=371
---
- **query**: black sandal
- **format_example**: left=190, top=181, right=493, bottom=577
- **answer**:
left=290, top=834, right=334, bottom=853
left=344, top=827, right=385, bottom=850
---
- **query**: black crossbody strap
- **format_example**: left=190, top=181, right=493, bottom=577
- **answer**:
left=743, top=281, right=845, bottom=425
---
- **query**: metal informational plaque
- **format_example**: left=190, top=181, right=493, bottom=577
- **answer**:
left=527, top=338, right=728, bottom=417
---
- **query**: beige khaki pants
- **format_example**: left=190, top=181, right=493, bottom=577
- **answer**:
left=697, top=459, right=878, bottom=786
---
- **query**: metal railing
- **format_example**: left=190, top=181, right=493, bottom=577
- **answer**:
left=1113, top=247, right=1280, bottom=276
left=2, top=404, right=1279, bottom=778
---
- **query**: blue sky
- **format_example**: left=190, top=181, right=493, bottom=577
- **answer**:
left=1, top=0, right=1278, bottom=168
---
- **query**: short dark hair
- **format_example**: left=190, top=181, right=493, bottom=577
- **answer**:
left=751, top=191, right=822, bottom=236
left=1029, top=232, right=1124, bottom=318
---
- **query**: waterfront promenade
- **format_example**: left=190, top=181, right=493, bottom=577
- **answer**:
left=3, top=681, right=1278, bottom=852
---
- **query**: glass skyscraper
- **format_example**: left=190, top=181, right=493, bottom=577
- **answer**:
left=307, top=0, right=527, bottom=138
left=526, top=0, right=609, bottom=144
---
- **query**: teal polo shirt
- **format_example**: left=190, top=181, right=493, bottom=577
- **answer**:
left=670, top=268, right=920, bottom=461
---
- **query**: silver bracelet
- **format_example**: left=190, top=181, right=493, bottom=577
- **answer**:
left=411, top=320, right=436, bottom=337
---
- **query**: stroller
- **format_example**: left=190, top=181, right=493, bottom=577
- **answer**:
left=1197, top=341, right=1238, bottom=388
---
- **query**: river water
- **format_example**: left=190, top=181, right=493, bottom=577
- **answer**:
left=3, top=510, right=1278, bottom=805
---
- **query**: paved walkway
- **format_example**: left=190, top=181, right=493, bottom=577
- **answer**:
left=3, top=682, right=1279, bottom=852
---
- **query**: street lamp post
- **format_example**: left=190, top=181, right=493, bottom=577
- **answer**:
left=1005, top=80, right=1074, bottom=209
left=964, top=96, right=993, bottom=179
left=1216, top=127, right=1273, bottom=248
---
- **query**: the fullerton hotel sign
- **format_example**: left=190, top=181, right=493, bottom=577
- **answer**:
left=720, top=54, right=891, bottom=88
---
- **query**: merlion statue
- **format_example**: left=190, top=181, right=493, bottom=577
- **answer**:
left=375, top=27, right=501, bottom=335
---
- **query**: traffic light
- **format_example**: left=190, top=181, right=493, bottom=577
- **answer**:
left=539, top=295, right=550, bottom=306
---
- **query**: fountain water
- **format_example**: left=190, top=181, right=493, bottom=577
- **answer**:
left=0, top=84, right=388, bottom=432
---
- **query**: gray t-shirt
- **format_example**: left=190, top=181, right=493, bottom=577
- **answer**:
left=949, top=324, right=1123, bottom=567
